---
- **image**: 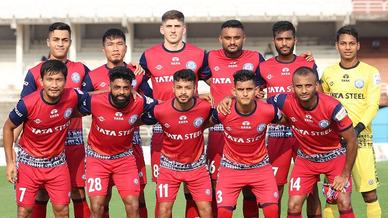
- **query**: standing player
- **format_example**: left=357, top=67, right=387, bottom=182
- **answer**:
left=80, top=66, right=156, bottom=218
left=139, top=10, right=210, bottom=218
left=82, top=28, right=151, bottom=218
left=321, top=25, right=382, bottom=218
left=3, top=60, right=87, bottom=218
left=205, top=19, right=265, bottom=218
left=212, top=70, right=280, bottom=218
left=269, top=67, right=357, bottom=218
left=256, top=21, right=321, bottom=217
left=20, top=22, right=90, bottom=218
left=142, top=69, right=213, bottom=218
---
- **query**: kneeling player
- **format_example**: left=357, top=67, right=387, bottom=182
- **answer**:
left=143, top=69, right=213, bottom=218
left=213, top=70, right=280, bottom=218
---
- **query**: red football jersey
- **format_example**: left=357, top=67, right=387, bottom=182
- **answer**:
left=208, top=49, right=264, bottom=104
left=11, top=89, right=82, bottom=158
left=21, top=60, right=89, bottom=147
left=83, top=93, right=153, bottom=155
left=152, top=98, right=212, bottom=163
left=271, top=93, right=353, bottom=154
left=216, top=99, right=280, bottom=165
left=140, top=43, right=207, bottom=101
left=257, top=55, right=318, bottom=98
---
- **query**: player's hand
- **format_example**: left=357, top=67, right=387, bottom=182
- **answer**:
left=198, top=93, right=214, bottom=107
left=6, top=162, right=17, bottom=184
left=256, top=90, right=266, bottom=99
left=300, top=51, right=314, bottom=62
left=217, top=96, right=232, bottom=115
left=131, top=62, right=145, bottom=76
left=332, top=175, right=348, bottom=192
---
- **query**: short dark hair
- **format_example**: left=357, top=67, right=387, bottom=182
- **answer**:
left=109, top=66, right=135, bottom=83
left=162, top=10, right=184, bottom=23
left=173, top=69, right=196, bottom=83
left=272, top=21, right=296, bottom=38
left=336, top=25, right=359, bottom=42
left=221, top=19, right=244, bottom=31
left=48, top=22, right=71, bottom=37
left=293, top=66, right=318, bottom=82
left=40, top=60, right=68, bottom=79
left=233, top=70, right=256, bottom=85
left=102, top=28, right=126, bottom=45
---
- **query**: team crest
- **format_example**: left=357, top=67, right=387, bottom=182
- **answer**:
left=243, top=63, right=254, bottom=71
left=129, top=115, right=138, bottom=124
left=71, top=72, right=81, bottom=83
left=193, top=117, right=204, bottom=128
left=257, top=124, right=267, bottom=133
left=186, top=61, right=197, bottom=71
left=64, top=108, right=73, bottom=119
left=354, top=79, right=364, bottom=89
left=319, top=119, right=330, bottom=128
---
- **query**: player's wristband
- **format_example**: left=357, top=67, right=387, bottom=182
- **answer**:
left=354, top=122, right=365, bottom=136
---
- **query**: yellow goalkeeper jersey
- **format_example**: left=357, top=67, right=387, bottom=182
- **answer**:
left=321, top=61, right=381, bottom=134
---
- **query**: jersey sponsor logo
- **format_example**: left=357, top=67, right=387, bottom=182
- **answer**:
left=14, top=106, right=23, bottom=118
left=214, top=66, right=220, bottom=72
left=179, top=115, right=188, bottom=124
left=71, top=72, right=81, bottom=83
left=228, top=61, right=238, bottom=68
left=334, top=106, right=347, bottom=121
left=129, top=115, right=138, bottom=124
left=354, top=79, right=364, bottom=89
left=95, top=124, right=134, bottom=136
left=114, top=112, right=124, bottom=120
left=267, top=85, right=292, bottom=94
left=99, top=82, right=107, bottom=88
left=224, top=131, right=261, bottom=143
left=241, top=121, right=251, bottom=129
left=292, top=125, right=332, bottom=136
left=341, top=74, right=350, bottom=82
left=257, top=124, right=267, bottom=133
left=31, top=120, right=71, bottom=134
left=319, top=119, right=330, bottom=128
left=329, top=92, right=365, bottom=100
left=243, top=63, right=254, bottom=71
left=193, top=117, right=204, bottom=128
left=281, top=67, right=290, bottom=76
left=212, top=77, right=232, bottom=84
left=155, top=75, right=174, bottom=83
left=304, top=114, right=313, bottom=123
left=164, top=130, right=203, bottom=140
left=64, top=108, right=73, bottom=119
left=374, top=73, right=381, bottom=85
left=186, top=61, right=197, bottom=71
left=171, top=57, right=181, bottom=65
left=155, top=64, right=163, bottom=70
left=50, top=109, right=59, bottom=118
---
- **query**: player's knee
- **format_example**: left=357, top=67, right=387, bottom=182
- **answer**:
left=361, top=190, right=378, bottom=203
left=52, top=204, right=69, bottom=218
left=288, top=197, right=303, bottom=212
left=158, top=204, right=172, bottom=218
left=197, top=203, right=212, bottom=217
left=90, top=201, right=105, bottom=215
left=217, top=206, right=233, bottom=218
left=336, top=197, right=352, bottom=211
left=17, top=206, right=33, bottom=218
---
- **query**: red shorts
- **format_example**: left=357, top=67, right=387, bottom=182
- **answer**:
left=85, top=155, right=140, bottom=198
left=267, top=136, right=298, bottom=185
left=16, top=163, right=71, bottom=207
left=207, top=131, right=225, bottom=180
left=133, top=144, right=147, bottom=185
left=289, top=155, right=352, bottom=196
left=157, top=165, right=212, bottom=202
left=151, top=132, right=163, bottom=182
left=65, top=145, right=86, bottom=187
left=216, top=165, right=278, bottom=207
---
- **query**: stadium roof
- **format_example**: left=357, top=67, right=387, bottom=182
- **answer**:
left=0, top=0, right=353, bottom=25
